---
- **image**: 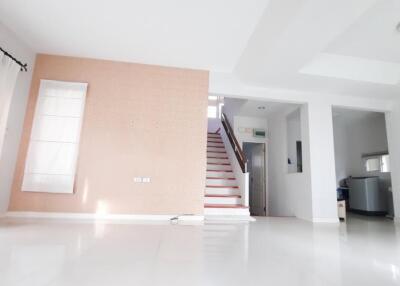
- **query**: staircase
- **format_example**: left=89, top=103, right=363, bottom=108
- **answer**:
left=205, top=132, right=249, bottom=216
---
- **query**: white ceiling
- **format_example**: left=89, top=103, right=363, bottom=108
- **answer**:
left=299, top=53, right=400, bottom=85
left=1, top=0, right=400, bottom=99
left=0, top=0, right=268, bottom=72
left=224, top=98, right=295, bottom=118
left=325, top=0, right=400, bottom=64
left=235, top=0, right=400, bottom=99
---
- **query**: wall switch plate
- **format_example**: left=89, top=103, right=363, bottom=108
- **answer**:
left=142, top=177, right=151, bottom=183
left=134, top=177, right=142, bottom=183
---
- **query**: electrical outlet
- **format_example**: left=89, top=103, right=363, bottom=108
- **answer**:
left=134, top=177, right=142, bottom=183
left=142, top=177, right=151, bottom=183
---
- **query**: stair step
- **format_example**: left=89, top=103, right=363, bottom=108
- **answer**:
left=207, top=151, right=227, bottom=155
left=207, top=145, right=225, bottom=148
left=205, top=188, right=240, bottom=196
left=207, top=162, right=230, bottom=166
left=205, top=196, right=241, bottom=205
left=207, top=151, right=228, bottom=158
left=206, top=169, right=233, bottom=172
left=207, top=158, right=229, bottom=164
left=206, top=186, right=239, bottom=193
left=207, top=143, right=224, bottom=148
left=207, top=164, right=232, bottom=170
left=207, top=185, right=239, bottom=188
left=205, top=194, right=241, bottom=198
left=206, top=177, right=235, bottom=180
left=207, top=148, right=226, bottom=153
left=204, top=204, right=248, bottom=209
left=207, top=156, right=228, bottom=159
left=207, top=140, right=223, bottom=143
left=206, top=171, right=235, bottom=178
left=206, top=179, right=237, bottom=187
left=204, top=207, right=250, bottom=216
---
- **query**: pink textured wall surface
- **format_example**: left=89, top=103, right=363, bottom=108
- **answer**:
left=9, top=54, right=208, bottom=215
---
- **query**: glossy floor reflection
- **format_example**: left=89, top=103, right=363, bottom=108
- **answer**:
left=0, top=215, right=399, bottom=286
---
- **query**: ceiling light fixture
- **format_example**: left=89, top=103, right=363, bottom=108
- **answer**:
left=397, top=22, right=400, bottom=32
left=258, top=106, right=266, bottom=110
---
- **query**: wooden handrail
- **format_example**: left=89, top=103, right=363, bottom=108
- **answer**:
left=221, top=113, right=247, bottom=173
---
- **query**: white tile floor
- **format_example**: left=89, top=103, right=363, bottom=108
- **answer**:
left=0, top=215, right=399, bottom=286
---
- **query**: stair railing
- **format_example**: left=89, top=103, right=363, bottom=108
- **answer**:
left=221, top=112, right=247, bottom=173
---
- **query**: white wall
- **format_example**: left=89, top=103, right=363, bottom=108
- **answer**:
left=268, top=109, right=294, bottom=217
left=307, top=101, right=338, bottom=222
left=386, top=101, right=400, bottom=220
left=207, top=95, right=224, bottom=132
left=207, top=118, right=221, bottom=133
left=0, top=22, right=35, bottom=214
left=267, top=105, right=313, bottom=220
left=332, top=116, right=349, bottom=185
left=222, top=97, right=243, bottom=126
left=233, top=116, right=268, bottom=145
left=222, top=98, right=269, bottom=146
left=333, top=113, right=391, bottom=190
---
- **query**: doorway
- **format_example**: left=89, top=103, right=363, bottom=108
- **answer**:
left=332, top=107, right=394, bottom=222
left=243, top=142, right=266, bottom=216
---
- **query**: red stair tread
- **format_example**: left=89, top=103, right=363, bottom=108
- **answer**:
left=207, top=156, right=229, bottom=159
left=205, top=194, right=241, bottom=198
left=206, top=170, right=233, bottom=172
left=206, top=177, right=236, bottom=180
left=207, top=162, right=230, bottom=165
left=204, top=204, right=248, bottom=209
left=206, top=185, right=239, bottom=188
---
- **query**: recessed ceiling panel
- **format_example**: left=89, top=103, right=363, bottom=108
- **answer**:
left=300, top=53, right=400, bottom=85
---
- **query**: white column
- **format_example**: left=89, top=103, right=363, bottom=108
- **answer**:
left=307, top=101, right=338, bottom=222
left=385, top=102, right=400, bottom=221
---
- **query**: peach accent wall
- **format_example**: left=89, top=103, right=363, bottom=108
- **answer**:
left=9, top=54, right=208, bottom=215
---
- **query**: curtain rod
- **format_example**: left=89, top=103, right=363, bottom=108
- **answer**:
left=0, top=46, right=28, bottom=72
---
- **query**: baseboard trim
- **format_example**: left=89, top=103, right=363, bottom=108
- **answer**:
left=312, top=217, right=340, bottom=223
left=6, top=211, right=204, bottom=222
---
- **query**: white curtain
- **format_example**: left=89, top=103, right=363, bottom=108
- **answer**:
left=22, top=80, right=88, bottom=194
left=0, top=52, right=20, bottom=157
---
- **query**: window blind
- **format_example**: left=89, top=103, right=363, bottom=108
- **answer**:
left=22, top=80, right=87, bottom=194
